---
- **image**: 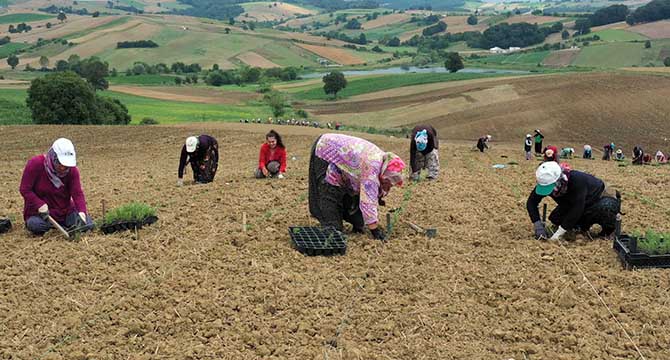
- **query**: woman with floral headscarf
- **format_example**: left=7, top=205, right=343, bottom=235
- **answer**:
left=308, top=134, right=405, bottom=240
left=19, top=138, right=94, bottom=235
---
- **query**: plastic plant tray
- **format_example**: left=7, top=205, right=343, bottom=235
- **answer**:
left=0, top=219, right=11, bottom=234
left=101, top=215, right=158, bottom=235
left=613, top=234, right=670, bottom=270
left=289, top=226, right=347, bottom=256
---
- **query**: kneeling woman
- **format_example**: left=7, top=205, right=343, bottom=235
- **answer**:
left=255, top=130, right=287, bottom=179
left=19, top=138, right=94, bottom=235
left=308, top=134, right=405, bottom=240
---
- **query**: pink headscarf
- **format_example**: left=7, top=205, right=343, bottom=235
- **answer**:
left=380, top=153, right=405, bottom=186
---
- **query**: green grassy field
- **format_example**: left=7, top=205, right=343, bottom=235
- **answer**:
left=107, top=74, right=180, bottom=86
left=0, top=13, right=54, bottom=24
left=472, top=51, right=551, bottom=66
left=290, top=72, right=512, bottom=100
left=577, top=29, right=648, bottom=42
left=0, top=42, right=29, bottom=59
left=0, top=88, right=272, bottom=124
left=0, top=88, right=31, bottom=125
left=572, top=41, right=668, bottom=67
left=251, top=40, right=319, bottom=67
left=62, top=16, right=132, bottom=40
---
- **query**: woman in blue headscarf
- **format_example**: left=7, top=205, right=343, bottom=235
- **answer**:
left=410, top=125, right=439, bottom=181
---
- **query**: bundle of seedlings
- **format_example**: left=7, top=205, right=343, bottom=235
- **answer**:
left=630, top=229, right=670, bottom=255
left=101, top=202, right=158, bottom=234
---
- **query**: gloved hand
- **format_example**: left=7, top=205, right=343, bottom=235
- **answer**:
left=38, top=204, right=49, bottom=220
left=262, top=167, right=269, bottom=177
left=533, top=220, right=548, bottom=240
left=370, top=227, right=386, bottom=241
left=378, top=198, right=386, bottom=206
left=550, top=226, right=567, bottom=240
left=277, top=173, right=285, bottom=179
left=177, top=178, right=184, bottom=187
left=78, top=212, right=87, bottom=223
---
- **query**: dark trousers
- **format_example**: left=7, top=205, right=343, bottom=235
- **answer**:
left=308, top=137, right=365, bottom=231
left=26, top=212, right=94, bottom=236
left=535, top=142, right=542, bottom=154
left=548, top=196, right=620, bottom=235
left=192, top=146, right=218, bottom=183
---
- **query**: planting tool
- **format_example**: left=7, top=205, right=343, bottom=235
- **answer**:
left=46, top=215, right=73, bottom=240
left=406, top=221, right=437, bottom=238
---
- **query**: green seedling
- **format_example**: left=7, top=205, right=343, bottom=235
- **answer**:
left=103, top=202, right=156, bottom=225
left=632, top=229, right=670, bottom=255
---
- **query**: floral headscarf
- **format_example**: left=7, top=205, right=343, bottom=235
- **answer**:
left=380, top=152, right=405, bottom=186
left=44, top=148, right=69, bottom=188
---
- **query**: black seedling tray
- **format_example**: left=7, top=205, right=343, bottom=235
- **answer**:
left=0, top=219, right=11, bottom=234
left=613, top=234, right=670, bottom=270
left=289, top=226, right=347, bottom=256
left=101, top=216, right=158, bottom=235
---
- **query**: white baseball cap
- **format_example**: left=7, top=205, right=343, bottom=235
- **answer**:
left=535, top=161, right=561, bottom=196
left=52, top=138, right=76, bottom=167
left=185, top=136, right=198, bottom=153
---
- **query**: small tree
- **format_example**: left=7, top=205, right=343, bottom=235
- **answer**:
left=644, top=40, right=651, bottom=48
left=175, top=77, right=183, bottom=85
left=467, top=15, right=478, bottom=25
left=323, top=71, right=347, bottom=98
left=27, top=71, right=97, bottom=124
left=7, top=54, right=19, bottom=69
left=79, top=57, right=109, bottom=91
left=561, top=30, right=570, bottom=40
left=664, top=57, right=670, bottom=67
left=39, top=56, right=49, bottom=70
left=224, top=27, right=230, bottom=34
left=55, top=59, right=69, bottom=72
left=57, top=12, right=67, bottom=23
left=92, top=11, right=100, bottom=17
left=46, top=22, right=52, bottom=29
left=264, top=90, right=288, bottom=117
left=444, top=52, right=464, bottom=73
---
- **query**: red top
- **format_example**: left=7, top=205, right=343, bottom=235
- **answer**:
left=19, top=154, right=88, bottom=223
left=258, top=143, right=287, bottom=173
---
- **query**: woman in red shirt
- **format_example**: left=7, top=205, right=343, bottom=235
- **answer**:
left=255, top=130, right=287, bottom=179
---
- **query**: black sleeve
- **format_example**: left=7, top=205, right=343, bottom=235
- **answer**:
left=430, top=125, right=439, bottom=149
left=178, top=145, right=189, bottom=178
left=560, top=183, right=588, bottom=231
left=410, top=138, right=418, bottom=173
left=526, top=190, right=544, bottom=223
left=212, top=139, right=219, bottom=164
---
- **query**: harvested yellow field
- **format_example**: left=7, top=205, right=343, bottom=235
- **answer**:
left=363, top=13, right=411, bottom=29
left=295, top=43, right=364, bottom=65
left=238, top=2, right=315, bottom=22
left=235, top=51, right=281, bottom=69
left=0, top=15, right=119, bottom=43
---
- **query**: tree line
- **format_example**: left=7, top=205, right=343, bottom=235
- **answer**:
left=116, top=40, right=159, bottom=49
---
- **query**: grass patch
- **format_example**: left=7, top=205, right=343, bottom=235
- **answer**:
left=472, top=51, right=551, bottom=66
left=103, top=202, right=156, bottom=224
left=0, top=89, right=31, bottom=125
left=63, top=16, right=132, bottom=40
left=571, top=41, right=664, bottom=67
left=0, top=43, right=30, bottom=59
left=0, top=13, right=54, bottom=24
left=291, top=72, right=510, bottom=100
left=576, top=29, right=648, bottom=42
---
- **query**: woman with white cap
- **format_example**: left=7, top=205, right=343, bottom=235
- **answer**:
left=527, top=161, right=620, bottom=241
left=524, top=134, right=533, bottom=160
left=476, top=135, right=491, bottom=153
left=410, top=125, right=439, bottom=181
left=177, top=134, right=219, bottom=185
left=19, top=138, right=94, bottom=235
left=582, top=145, right=592, bottom=159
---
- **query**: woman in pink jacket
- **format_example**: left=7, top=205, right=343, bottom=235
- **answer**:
left=19, top=138, right=93, bottom=235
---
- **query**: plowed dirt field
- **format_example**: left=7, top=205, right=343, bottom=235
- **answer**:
left=1, top=123, right=669, bottom=359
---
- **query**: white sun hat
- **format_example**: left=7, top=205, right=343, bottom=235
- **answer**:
left=52, top=138, right=76, bottom=167
left=535, top=161, right=561, bottom=196
left=185, top=136, right=198, bottom=153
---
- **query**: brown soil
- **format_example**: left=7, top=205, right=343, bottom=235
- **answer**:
left=235, top=51, right=281, bottom=69
left=1, top=124, right=669, bottom=359
left=628, top=20, right=670, bottom=39
left=306, top=72, right=670, bottom=152
left=0, top=15, right=119, bottom=44
left=363, top=13, right=411, bottom=29
left=109, top=86, right=261, bottom=104
left=295, top=43, right=364, bottom=65
left=591, top=21, right=630, bottom=32
left=542, top=49, right=581, bottom=67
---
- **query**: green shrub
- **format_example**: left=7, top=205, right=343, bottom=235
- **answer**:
left=104, top=202, right=156, bottom=225
left=140, top=117, right=159, bottom=125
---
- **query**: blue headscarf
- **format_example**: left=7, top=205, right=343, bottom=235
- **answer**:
left=415, top=130, right=428, bottom=152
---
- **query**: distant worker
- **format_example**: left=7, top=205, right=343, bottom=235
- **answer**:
left=410, top=125, right=440, bottom=181
left=543, top=145, right=559, bottom=163
left=524, top=134, right=533, bottom=160
left=632, top=146, right=644, bottom=165
left=308, top=134, right=405, bottom=240
left=335, top=122, right=341, bottom=130
left=643, top=153, right=653, bottom=165
left=560, top=147, right=575, bottom=159
left=533, top=129, right=544, bottom=155
left=655, top=150, right=667, bottom=164
left=476, top=135, right=491, bottom=153
left=583, top=145, right=592, bottom=159
left=255, top=130, right=287, bottom=179
left=19, top=138, right=94, bottom=235
left=528, top=161, right=620, bottom=241
left=177, top=134, right=219, bottom=186
left=615, top=149, right=626, bottom=162
left=603, top=142, right=615, bottom=161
